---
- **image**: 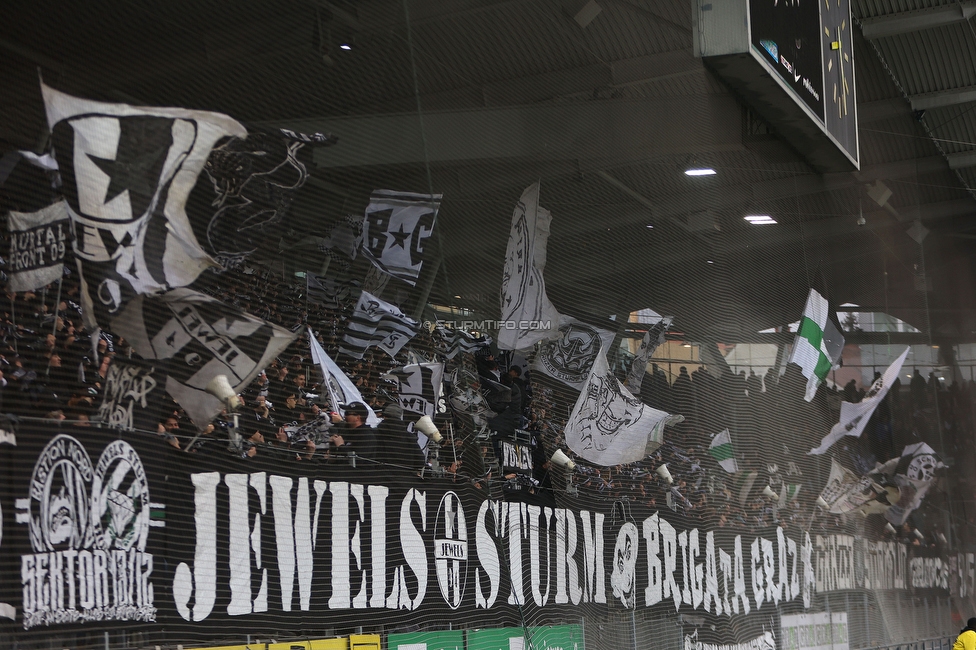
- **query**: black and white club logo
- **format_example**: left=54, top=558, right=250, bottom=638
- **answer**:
left=433, top=491, right=468, bottom=610
left=538, top=321, right=604, bottom=385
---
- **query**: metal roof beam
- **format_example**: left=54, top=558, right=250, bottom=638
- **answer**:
left=911, top=85, right=976, bottom=111
left=896, top=198, right=975, bottom=221
left=947, top=150, right=976, bottom=170
left=860, top=2, right=976, bottom=40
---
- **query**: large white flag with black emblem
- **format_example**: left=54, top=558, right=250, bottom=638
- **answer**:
left=809, top=347, right=909, bottom=455
left=339, top=290, right=419, bottom=359
left=531, top=315, right=615, bottom=390
left=498, top=183, right=561, bottom=350
left=360, top=190, right=441, bottom=286
left=6, top=201, right=70, bottom=292
left=42, top=83, right=246, bottom=329
left=565, top=349, right=682, bottom=466
left=111, top=288, right=296, bottom=428
left=387, top=362, right=444, bottom=418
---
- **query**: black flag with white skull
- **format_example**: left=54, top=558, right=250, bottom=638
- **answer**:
left=42, top=83, right=246, bottom=329
left=187, top=126, right=336, bottom=271
left=110, top=287, right=297, bottom=428
left=360, top=190, right=441, bottom=286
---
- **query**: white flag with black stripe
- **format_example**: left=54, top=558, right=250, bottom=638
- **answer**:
left=360, top=190, right=441, bottom=286
left=111, top=288, right=297, bottom=428
left=7, top=201, right=70, bottom=292
left=387, top=362, right=444, bottom=418
left=42, top=83, right=246, bottom=329
left=432, top=325, right=492, bottom=359
left=340, top=290, right=419, bottom=359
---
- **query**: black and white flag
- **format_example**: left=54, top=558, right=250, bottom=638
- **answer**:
left=624, top=315, right=673, bottom=394
left=809, top=347, right=909, bottom=455
left=318, top=214, right=362, bottom=271
left=188, top=127, right=335, bottom=271
left=339, top=290, right=419, bottom=359
left=307, top=328, right=379, bottom=426
left=387, top=362, right=444, bottom=418
left=6, top=201, right=69, bottom=292
left=432, top=325, right=492, bottom=359
left=564, top=348, right=682, bottom=466
left=531, top=315, right=615, bottom=390
left=498, top=183, right=560, bottom=350
left=42, top=83, right=246, bottom=329
left=111, top=288, right=297, bottom=428
left=360, top=190, right=441, bottom=286
left=305, top=271, right=356, bottom=308
left=878, top=442, right=944, bottom=526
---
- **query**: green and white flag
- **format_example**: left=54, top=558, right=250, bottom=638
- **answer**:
left=789, top=289, right=845, bottom=401
left=709, top=428, right=738, bottom=473
left=778, top=483, right=802, bottom=507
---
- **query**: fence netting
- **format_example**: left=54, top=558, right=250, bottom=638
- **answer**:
left=2, top=1, right=976, bottom=649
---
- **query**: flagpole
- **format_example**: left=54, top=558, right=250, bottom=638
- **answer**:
left=9, top=293, right=17, bottom=355
left=51, top=276, right=63, bottom=336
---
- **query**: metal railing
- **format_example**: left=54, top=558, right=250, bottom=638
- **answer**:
left=858, top=636, right=955, bottom=650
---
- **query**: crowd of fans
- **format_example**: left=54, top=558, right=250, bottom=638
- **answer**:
left=0, top=258, right=971, bottom=544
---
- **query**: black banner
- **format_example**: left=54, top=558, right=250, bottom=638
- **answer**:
left=0, top=423, right=951, bottom=643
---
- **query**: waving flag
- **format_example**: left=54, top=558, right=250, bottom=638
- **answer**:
left=111, top=288, right=295, bottom=427
left=432, top=325, right=492, bottom=359
left=625, top=315, right=673, bottom=393
left=708, top=428, right=738, bottom=473
left=881, top=442, right=944, bottom=526
left=809, top=347, right=909, bottom=455
left=305, top=271, right=356, bottom=308
left=387, top=362, right=444, bottom=418
left=532, top=315, right=614, bottom=390
left=497, top=183, right=561, bottom=350
left=789, top=289, right=845, bottom=401
left=42, top=83, right=246, bottom=329
left=564, top=349, right=681, bottom=465
left=307, top=328, right=379, bottom=426
left=188, top=127, right=334, bottom=270
left=339, top=291, right=419, bottom=359
left=360, top=190, right=441, bottom=286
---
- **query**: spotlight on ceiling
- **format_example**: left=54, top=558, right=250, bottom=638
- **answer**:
left=684, top=168, right=717, bottom=176
left=744, top=215, right=777, bottom=225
